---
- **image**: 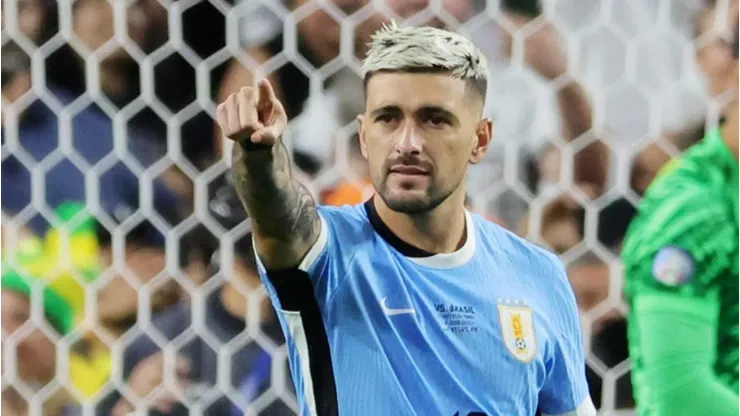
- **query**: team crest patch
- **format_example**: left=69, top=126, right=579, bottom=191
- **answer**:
left=497, top=302, right=537, bottom=363
left=652, top=246, right=694, bottom=286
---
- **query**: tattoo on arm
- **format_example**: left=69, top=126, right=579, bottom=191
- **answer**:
left=231, top=140, right=321, bottom=249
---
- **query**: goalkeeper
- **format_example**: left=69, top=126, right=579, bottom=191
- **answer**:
left=621, top=8, right=739, bottom=415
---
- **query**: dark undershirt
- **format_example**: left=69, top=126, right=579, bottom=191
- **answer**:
left=363, top=198, right=436, bottom=258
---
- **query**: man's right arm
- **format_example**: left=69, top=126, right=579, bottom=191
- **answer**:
left=231, top=139, right=321, bottom=269
left=218, top=79, right=321, bottom=270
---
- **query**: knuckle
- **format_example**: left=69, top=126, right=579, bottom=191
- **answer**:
left=239, top=86, right=253, bottom=98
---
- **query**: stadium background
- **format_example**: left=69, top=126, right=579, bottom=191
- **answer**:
left=0, top=0, right=735, bottom=414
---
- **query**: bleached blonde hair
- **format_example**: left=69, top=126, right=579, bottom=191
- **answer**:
left=362, top=22, right=488, bottom=97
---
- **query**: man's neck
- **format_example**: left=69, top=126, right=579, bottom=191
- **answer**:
left=372, top=192, right=467, bottom=254
left=721, top=100, right=739, bottom=161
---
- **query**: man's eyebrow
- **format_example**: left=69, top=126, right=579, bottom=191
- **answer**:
left=417, top=105, right=460, bottom=124
left=371, top=104, right=457, bottom=115
left=369, top=105, right=402, bottom=118
left=418, top=105, right=456, bottom=117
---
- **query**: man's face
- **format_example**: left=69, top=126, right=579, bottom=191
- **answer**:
left=695, top=1, right=739, bottom=97
left=1, top=291, right=57, bottom=386
left=359, top=72, right=490, bottom=214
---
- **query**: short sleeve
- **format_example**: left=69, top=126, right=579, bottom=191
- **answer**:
left=254, top=205, right=360, bottom=310
left=538, top=262, right=596, bottom=416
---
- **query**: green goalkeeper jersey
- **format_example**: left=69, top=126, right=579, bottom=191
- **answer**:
left=622, top=128, right=739, bottom=415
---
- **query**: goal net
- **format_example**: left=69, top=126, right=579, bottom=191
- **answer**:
left=1, top=0, right=734, bottom=414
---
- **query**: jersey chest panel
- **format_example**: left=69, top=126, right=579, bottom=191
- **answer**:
left=323, top=246, right=552, bottom=415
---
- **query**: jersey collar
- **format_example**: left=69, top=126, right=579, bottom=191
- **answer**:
left=364, top=198, right=476, bottom=269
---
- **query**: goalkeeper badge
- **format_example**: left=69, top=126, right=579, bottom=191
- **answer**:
left=652, top=246, right=694, bottom=286
left=497, top=302, right=536, bottom=363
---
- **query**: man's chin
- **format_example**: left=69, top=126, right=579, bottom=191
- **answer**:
left=387, top=201, right=431, bottom=214
left=380, top=190, right=435, bottom=215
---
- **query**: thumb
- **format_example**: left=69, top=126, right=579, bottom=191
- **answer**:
left=251, top=123, right=284, bottom=144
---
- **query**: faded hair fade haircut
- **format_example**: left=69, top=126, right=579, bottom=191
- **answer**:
left=362, top=22, right=489, bottom=101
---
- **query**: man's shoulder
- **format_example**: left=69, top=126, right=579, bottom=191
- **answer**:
left=473, top=215, right=571, bottom=302
left=473, top=214, right=564, bottom=274
left=475, top=218, right=575, bottom=314
left=637, top=179, right=717, bottom=227
left=317, top=202, right=367, bottom=218
left=645, top=141, right=730, bottom=206
left=623, top=177, right=730, bottom=264
left=317, top=203, right=371, bottom=234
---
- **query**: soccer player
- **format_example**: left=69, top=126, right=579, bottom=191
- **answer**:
left=217, top=23, right=595, bottom=416
left=620, top=5, right=739, bottom=415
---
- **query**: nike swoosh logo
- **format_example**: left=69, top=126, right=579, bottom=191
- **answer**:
left=381, top=297, right=416, bottom=316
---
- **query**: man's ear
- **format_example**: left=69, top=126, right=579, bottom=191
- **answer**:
left=470, top=118, right=493, bottom=164
left=357, top=114, right=369, bottom=160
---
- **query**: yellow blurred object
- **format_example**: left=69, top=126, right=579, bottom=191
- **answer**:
left=38, top=229, right=100, bottom=319
left=44, top=225, right=110, bottom=398
left=4, top=203, right=111, bottom=399
left=44, top=227, right=100, bottom=272
left=68, top=344, right=112, bottom=397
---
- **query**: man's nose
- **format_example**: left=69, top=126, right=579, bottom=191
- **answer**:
left=395, top=121, right=423, bottom=155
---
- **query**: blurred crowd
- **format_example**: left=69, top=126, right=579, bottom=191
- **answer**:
left=1, top=0, right=737, bottom=414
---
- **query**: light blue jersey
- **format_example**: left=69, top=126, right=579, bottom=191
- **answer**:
left=255, top=201, right=595, bottom=416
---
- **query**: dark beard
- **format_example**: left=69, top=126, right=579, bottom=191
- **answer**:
left=377, top=184, right=455, bottom=215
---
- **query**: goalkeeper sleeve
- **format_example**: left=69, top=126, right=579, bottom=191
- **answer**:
left=632, top=292, right=739, bottom=415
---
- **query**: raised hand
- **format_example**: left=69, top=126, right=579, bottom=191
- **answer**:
left=217, top=78, right=288, bottom=147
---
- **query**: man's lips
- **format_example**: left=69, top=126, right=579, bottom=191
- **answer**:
left=389, top=165, right=429, bottom=175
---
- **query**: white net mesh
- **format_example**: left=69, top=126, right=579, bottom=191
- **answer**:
left=1, top=0, right=736, bottom=414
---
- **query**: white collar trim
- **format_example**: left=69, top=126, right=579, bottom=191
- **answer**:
left=406, top=210, right=476, bottom=269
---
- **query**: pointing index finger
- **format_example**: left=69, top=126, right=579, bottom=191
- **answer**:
left=257, top=78, right=277, bottom=106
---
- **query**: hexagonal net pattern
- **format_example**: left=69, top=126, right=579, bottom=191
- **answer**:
left=1, top=0, right=736, bottom=414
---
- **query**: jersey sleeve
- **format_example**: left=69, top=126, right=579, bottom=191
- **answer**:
left=254, top=205, right=360, bottom=311
left=621, top=192, right=738, bottom=413
left=538, top=258, right=596, bottom=416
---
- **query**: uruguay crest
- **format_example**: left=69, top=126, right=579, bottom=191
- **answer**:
left=497, top=302, right=537, bottom=363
